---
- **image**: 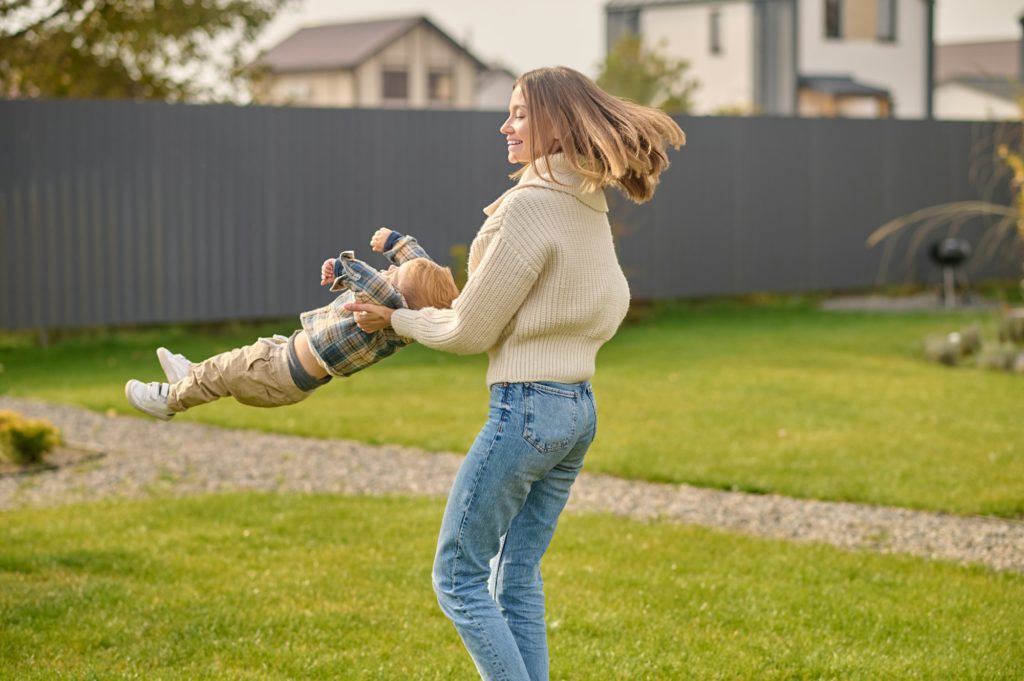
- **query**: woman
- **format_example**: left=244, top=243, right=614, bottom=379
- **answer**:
left=347, top=66, right=685, bottom=680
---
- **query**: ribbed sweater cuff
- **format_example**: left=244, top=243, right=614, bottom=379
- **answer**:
left=391, top=308, right=418, bottom=339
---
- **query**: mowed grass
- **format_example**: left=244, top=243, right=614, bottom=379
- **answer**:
left=1, top=297, right=1021, bottom=516
left=1, top=493, right=1021, bottom=680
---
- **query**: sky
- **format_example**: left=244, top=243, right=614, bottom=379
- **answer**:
left=257, top=0, right=1024, bottom=78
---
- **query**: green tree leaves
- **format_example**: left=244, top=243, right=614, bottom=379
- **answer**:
left=0, top=0, right=294, bottom=102
left=597, top=34, right=698, bottom=114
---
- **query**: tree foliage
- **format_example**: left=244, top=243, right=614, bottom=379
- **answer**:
left=596, top=34, right=698, bottom=114
left=0, top=0, right=294, bottom=102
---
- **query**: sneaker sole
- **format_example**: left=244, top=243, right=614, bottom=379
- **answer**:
left=124, top=381, right=175, bottom=421
left=157, top=347, right=190, bottom=384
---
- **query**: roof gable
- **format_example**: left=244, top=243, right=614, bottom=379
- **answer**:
left=258, top=15, right=488, bottom=73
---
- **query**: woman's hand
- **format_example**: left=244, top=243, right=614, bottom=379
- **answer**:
left=321, top=258, right=337, bottom=286
left=370, top=227, right=393, bottom=253
left=344, top=302, right=394, bottom=332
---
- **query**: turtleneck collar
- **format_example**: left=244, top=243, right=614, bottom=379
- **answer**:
left=484, top=153, right=609, bottom=216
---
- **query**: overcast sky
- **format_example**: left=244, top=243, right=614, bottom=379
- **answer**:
left=257, top=0, right=1024, bottom=77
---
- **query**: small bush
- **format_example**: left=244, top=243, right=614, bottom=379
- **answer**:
left=999, top=309, right=1024, bottom=344
left=924, top=312, right=1024, bottom=373
left=924, top=335, right=959, bottom=366
left=976, top=343, right=1018, bottom=371
left=0, top=410, right=62, bottom=465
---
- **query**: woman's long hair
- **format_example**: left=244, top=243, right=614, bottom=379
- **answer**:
left=512, top=66, right=686, bottom=204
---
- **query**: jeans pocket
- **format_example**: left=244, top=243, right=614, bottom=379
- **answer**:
left=522, top=383, right=578, bottom=454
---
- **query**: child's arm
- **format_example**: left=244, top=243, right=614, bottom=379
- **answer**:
left=370, top=227, right=431, bottom=266
left=328, top=251, right=405, bottom=309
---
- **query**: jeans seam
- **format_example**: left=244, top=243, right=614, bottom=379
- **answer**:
left=446, top=387, right=515, bottom=681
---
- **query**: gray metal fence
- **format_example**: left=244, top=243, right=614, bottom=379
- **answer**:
left=0, top=98, right=1017, bottom=332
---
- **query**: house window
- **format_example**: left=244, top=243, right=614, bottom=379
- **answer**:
left=428, top=69, right=453, bottom=104
left=382, top=69, right=408, bottom=101
left=877, top=0, right=896, bottom=41
left=825, top=0, right=842, bottom=38
left=710, top=10, right=722, bottom=55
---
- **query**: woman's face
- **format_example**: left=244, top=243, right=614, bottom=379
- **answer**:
left=500, top=86, right=534, bottom=164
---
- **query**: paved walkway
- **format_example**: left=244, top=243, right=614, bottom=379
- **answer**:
left=2, top=396, right=1021, bottom=573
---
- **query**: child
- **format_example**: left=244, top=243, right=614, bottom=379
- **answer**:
left=124, top=228, right=459, bottom=420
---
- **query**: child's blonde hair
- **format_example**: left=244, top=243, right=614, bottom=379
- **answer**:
left=398, top=259, right=460, bottom=310
left=512, top=66, right=686, bottom=204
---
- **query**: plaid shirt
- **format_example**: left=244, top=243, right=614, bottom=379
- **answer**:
left=300, top=235, right=430, bottom=377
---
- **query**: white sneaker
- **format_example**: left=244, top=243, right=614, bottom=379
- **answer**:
left=124, top=380, right=175, bottom=421
left=156, top=347, right=193, bottom=383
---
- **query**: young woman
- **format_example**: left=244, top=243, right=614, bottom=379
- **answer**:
left=346, top=66, right=685, bottom=680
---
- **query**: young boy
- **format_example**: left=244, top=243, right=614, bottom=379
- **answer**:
left=124, top=228, right=459, bottom=420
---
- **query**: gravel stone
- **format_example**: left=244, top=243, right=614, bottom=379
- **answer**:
left=2, top=396, right=1021, bottom=573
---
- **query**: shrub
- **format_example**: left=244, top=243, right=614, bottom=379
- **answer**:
left=999, top=309, right=1024, bottom=344
left=0, top=410, right=62, bottom=465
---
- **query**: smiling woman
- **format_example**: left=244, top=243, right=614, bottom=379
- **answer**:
left=346, top=66, right=684, bottom=681
left=502, top=86, right=536, bottom=163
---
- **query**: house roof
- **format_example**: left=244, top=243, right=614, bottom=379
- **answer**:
left=936, top=39, right=1019, bottom=82
left=257, top=15, right=488, bottom=73
left=606, top=0, right=747, bottom=8
left=941, top=77, right=1023, bottom=103
left=798, top=75, right=890, bottom=98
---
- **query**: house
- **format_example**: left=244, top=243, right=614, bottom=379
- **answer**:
left=934, top=38, right=1021, bottom=120
left=605, top=0, right=935, bottom=118
left=251, top=15, right=514, bottom=110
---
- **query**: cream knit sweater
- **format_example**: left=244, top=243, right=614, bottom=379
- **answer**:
left=391, top=155, right=631, bottom=386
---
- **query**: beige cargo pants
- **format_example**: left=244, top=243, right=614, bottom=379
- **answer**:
left=166, top=335, right=310, bottom=412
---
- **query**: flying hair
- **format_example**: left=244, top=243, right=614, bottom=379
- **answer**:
left=511, top=66, right=686, bottom=204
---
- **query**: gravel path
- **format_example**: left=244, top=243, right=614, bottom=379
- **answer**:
left=2, top=396, right=1022, bottom=573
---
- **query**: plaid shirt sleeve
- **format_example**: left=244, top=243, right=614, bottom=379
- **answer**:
left=384, top=234, right=432, bottom=265
left=328, top=251, right=405, bottom=309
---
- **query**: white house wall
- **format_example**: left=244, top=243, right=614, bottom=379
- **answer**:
left=358, top=25, right=476, bottom=108
left=264, top=71, right=355, bottom=107
left=640, top=2, right=755, bottom=115
left=934, top=83, right=1020, bottom=121
left=798, top=0, right=927, bottom=117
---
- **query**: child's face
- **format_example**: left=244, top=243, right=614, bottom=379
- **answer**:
left=384, top=263, right=410, bottom=294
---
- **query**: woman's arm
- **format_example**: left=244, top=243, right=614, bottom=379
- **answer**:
left=347, top=200, right=546, bottom=353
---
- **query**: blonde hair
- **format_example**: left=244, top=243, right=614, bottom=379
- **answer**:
left=397, top=259, right=460, bottom=310
left=512, top=66, right=686, bottom=204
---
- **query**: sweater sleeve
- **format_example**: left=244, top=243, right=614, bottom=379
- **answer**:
left=391, top=196, right=546, bottom=355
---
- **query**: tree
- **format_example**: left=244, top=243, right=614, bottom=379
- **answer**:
left=596, top=34, right=698, bottom=115
left=0, top=0, right=295, bottom=102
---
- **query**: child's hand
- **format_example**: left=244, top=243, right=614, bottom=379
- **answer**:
left=370, top=227, right=393, bottom=252
left=321, top=258, right=337, bottom=286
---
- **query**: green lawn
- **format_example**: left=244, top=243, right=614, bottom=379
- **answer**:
left=1, top=493, right=1021, bottom=680
left=1, top=298, right=1021, bottom=516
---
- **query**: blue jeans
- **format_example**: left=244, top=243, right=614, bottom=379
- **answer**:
left=433, top=381, right=597, bottom=681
